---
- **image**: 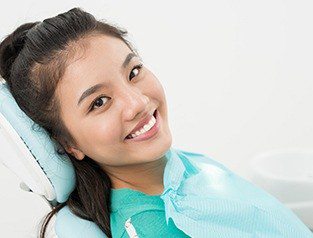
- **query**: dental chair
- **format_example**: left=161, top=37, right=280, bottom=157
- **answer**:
left=0, top=81, right=107, bottom=237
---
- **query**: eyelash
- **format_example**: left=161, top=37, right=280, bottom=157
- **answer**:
left=88, top=63, right=143, bottom=112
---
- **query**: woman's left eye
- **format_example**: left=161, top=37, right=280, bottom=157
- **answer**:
left=129, top=63, right=143, bottom=80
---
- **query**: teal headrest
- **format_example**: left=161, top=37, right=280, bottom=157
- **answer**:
left=0, top=81, right=76, bottom=203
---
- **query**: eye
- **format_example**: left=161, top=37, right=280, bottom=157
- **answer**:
left=89, top=95, right=109, bottom=112
left=129, top=63, right=143, bottom=81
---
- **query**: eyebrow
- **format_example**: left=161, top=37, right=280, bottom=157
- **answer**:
left=77, top=52, right=138, bottom=106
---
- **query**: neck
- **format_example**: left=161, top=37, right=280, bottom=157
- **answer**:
left=103, top=154, right=168, bottom=196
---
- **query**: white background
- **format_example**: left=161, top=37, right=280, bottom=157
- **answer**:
left=0, top=0, right=313, bottom=237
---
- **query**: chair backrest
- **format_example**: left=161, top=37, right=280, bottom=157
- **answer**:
left=0, top=81, right=76, bottom=206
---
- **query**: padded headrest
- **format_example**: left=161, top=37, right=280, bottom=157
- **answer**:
left=0, top=81, right=76, bottom=204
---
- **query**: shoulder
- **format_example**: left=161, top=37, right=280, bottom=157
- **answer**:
left=55, top=205, right=106, bottom=238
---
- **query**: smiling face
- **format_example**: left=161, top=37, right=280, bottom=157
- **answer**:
left=55, top=34, right=172, bottom=169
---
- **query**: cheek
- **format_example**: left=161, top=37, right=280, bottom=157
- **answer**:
left=154, top=82, right=167, bottom=105
left=88, top=118, right=119, bottom=143
left=78, top=117, right=120, bottom=160
left=146, top=74, right=166, bottom=99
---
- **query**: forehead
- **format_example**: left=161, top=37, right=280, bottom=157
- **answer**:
left=67, top=34, right=131, bottom=74
left=60, top=34, right=132, bottom=85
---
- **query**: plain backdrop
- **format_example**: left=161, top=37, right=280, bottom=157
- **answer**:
left=0, top=0, right=313, bottom=237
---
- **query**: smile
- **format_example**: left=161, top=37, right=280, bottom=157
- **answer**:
left=124, top=109, right=160, bottom=142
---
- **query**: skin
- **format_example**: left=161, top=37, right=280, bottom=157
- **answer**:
left=55, top=34, right=172, bottom=195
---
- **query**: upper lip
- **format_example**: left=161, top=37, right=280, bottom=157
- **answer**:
left=126, top=109, right=155, bottom=138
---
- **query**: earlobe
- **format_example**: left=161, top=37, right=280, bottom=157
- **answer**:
left=54, top=136, right=85, bottom=160
left=66, top=146, right=85, bottom=160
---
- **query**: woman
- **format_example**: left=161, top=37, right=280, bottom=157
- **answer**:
left=0, top=7, right=312, bottom=238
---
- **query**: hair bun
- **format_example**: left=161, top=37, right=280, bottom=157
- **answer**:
left=0, top=22, right=40, bottom=81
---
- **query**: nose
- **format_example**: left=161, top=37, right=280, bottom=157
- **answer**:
left=119, top=87, right=150, bottom=121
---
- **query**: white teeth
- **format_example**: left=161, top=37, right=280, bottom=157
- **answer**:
left=129, top=115, right=156, bottom=139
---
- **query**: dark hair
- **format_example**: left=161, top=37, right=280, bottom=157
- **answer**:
left=0, top=7, right=139, bottom=238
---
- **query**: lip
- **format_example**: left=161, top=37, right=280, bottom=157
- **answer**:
left=126, top=109, right=155, bottom=137
left=124, top=109, right=160, bottom=142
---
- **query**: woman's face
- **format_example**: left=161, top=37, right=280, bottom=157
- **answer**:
left=56, top=34, right=172, bottom=168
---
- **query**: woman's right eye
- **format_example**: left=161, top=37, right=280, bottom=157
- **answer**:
left=89, top=95, right=109, bottom=112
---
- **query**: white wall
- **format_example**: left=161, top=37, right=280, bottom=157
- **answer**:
left=1, top=0, right=313, bottom=237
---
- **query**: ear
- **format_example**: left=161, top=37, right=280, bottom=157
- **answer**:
left=53, top=136, right=85, bottom=160
left=65, top=146, right=85, bottom=161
